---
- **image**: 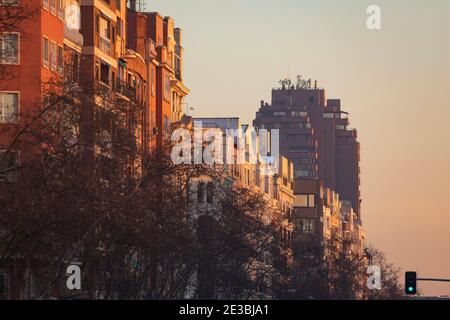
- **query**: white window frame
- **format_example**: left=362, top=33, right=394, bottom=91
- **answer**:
left=0, top=32, right=20, bottom=65
left=0, top=91, right=20, bottom=123
left=43, top=36, right=49, bottom=68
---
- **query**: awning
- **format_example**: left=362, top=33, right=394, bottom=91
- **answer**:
left=118, top=59, right=127, bottom=68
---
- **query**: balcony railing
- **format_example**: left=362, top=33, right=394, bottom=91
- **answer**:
left=114, top=78, right=136, bottom=100
left=99, top=35, right=112, bottom=56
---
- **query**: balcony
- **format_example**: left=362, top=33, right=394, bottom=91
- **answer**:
left=114, top=78, right=136, bottom=100
left=99, top=35, right=112, bottom=56
left=146, top=39, right=157, bottom=59
left=64, top=24, right=84, bottom=48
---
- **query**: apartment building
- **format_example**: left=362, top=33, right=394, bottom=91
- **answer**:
left=189, top=117, right=295, bottom=298
left=0, top=0, right=189, bottom=298
left=127, top=5, right=189, bottom=152
left=253, top=78, right=362, bottom=231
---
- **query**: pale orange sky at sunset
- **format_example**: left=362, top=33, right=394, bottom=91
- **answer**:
left=146, top=0, right=450, bottom=296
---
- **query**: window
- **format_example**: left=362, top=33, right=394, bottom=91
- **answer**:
left=0, top=92, right=19, bottom=123
left=43, top=37, right=49, bottom=67
left=264, top=176, right=269, bottom=194
left=117, top=17, right=122, bottom=37
left=299, top=218, right=315, bottom=233
left=100, top=62, right=110, bottom=86
left=0, top=33, right=19, bottom=64
left=295, top=194, right=315, bottom=208
left=0, top=271, right=9, bottom=298
left=98, top=16, right=111, bottom=55
left=308, top=96, right=315, bottom=103
left=163, top=115, right=170, bottom=135
left=197, top=182, right=205, bottom=203
left=57, top=0, right=64, bottom=19
left=323, top=112, right=335, bottom=119
left=289, top=146, right=315, bottom=153
left=50, top=0, right=56, bottom=15
left=206, top=182, right=214, bottom=204
left=1, top=0, right=19, bottom=5
left=163, top=73, right=171, bottom=102
left=151, top=66, right=155, bottom=96
left=50, top=41, right=57, bottom=71
left=291, top=111, right=307, bottom=117
left=0, top=150, right=19, bottom=182
left=68, top=49, right=79, bottom=82
left=57, top=45, right=63, bottom=74
left=43, top=0, right=49, bottom=10
left=295, top=169, right=310, bottom=178
left=273, top=111, right=285, bottom=117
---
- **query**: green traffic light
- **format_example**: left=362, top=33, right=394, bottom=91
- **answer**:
left=408, top=287, right=414, bottom=292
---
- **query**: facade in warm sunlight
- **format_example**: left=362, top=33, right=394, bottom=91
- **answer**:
left=0, top=0, right=189, bottom=299
left=127, top=7, right=189, bottom=151
left=0, top=0, right=189, bottom=175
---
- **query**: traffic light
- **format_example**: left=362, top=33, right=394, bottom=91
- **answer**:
left=405, top=271, right=417, bottom=295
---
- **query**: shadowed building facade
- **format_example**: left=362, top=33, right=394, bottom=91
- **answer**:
left=253, top=79, right=362, bottom=241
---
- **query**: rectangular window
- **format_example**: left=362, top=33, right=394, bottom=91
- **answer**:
left=0, top=33, right=19, bottom=64
left=295, top=194, right=308, bottom=207
left=0, top=271, right=9, bottom=298
left=117, top=17, right=122, bottom=37
left=57, top=45, right=63, bottom=74
left=300, top=218, right=315, bottom=233
left=295, top=169, right=310, bottom=178
left=57, top=0, right=63, bottom=19
left=50, top=40, right=57, bottom=71
left=273, top=111, right=285, bottom=117
left=291, top=111, right=308, bottom=117
left=98, top=16, right=112, bottom=55
left=308, top=194, right=315, bottom=207
left=50, top=0, right=56, bottom=15
left=0, top=92, right=19, bottom=123
left=289, top=146, right=315, bottom=153
left=100, top=62, right=110, bottom=86
left=164, top=115, right=170, bottom=135
left=1, top=0, right=19, bottom=5
left=206, top=182, right=214, bottom=204
left=43, top=37, right=49, bottom=67
left=163, top=73, right=171, bottom=102
left=294, top=193, right=315, bottom=208
left=197, top=182, right=205, bottom=203
left=0, top=150, right=19, bottom=182
left=43, top=0, right=49, bottom=10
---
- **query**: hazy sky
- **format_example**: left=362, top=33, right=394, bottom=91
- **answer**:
left=145, top=0, right=450, bottom=296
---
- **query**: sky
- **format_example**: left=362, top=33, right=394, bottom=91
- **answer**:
left=145, top=0, right=450, bottom=296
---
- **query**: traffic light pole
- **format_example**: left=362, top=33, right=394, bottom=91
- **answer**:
left=417, top=278, right=450, bottom=282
